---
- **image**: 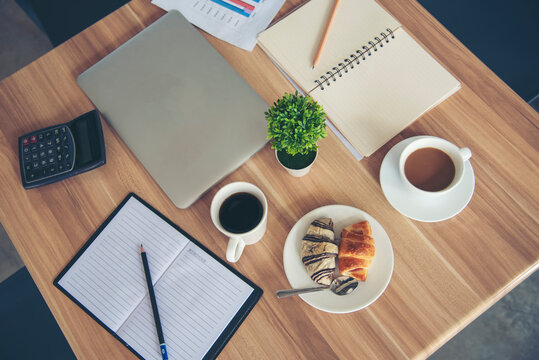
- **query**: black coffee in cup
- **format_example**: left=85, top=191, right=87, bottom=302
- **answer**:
left=219, top=192, right=263, bottom=234
left=404, top=147, right=455, bottom=192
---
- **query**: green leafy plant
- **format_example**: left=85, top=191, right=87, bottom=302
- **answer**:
left=265, top=92, right=327, bottom=157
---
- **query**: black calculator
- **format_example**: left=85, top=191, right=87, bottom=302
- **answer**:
left=19, top=110, right=106, bottom=189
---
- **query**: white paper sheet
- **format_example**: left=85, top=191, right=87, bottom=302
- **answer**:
left=152, top=0, right=285, bottom=51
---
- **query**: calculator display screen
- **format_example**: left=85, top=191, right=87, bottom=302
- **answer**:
left=72, top=114, right=101, bottom=167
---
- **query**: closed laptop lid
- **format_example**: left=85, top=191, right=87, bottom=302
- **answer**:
left=77, top=10, right=268, bottom=208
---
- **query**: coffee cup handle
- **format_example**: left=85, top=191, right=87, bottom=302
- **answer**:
left=459, top=147, right=472, bottom=161
left=226, top=236, right=245, bottom=263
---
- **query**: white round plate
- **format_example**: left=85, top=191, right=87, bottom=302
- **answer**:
left=380, top=136, right=475, bottom=222
left=282, top=205, right=394, bottom=313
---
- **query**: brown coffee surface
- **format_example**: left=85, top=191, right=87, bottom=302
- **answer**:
left=404, top=147, right=455, bottom=191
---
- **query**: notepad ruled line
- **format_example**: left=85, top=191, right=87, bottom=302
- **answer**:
left=65, top=277, right=125, bottom=326
left=171, top=255, right=233, bottom=311
left=78, top=260, right=138, bottom=302
left=64, top=278, right=124, bottom=325
left=160, top=280, right=219, bottom=327
left=180, top=256, right=235, bottom=307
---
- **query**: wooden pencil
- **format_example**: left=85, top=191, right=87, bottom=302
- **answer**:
left=313, top=0, right=341, bottom=68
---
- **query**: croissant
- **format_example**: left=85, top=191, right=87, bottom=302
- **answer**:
left=341, top=220, right=372, bottom=239
left=338, top=221, right=375, bottom=282
left=301, top=218, right=338, bottom=285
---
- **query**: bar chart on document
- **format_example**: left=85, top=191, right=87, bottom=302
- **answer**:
left=200, top=0, right=259, bottom=21
left=152, top=0, right=285, bottom=50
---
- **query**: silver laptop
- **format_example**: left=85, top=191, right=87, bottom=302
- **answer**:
left=77, top=10, right=268, bottom=208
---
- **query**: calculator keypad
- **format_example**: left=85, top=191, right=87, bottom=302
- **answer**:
left=20, top=125, right=75, bottom=183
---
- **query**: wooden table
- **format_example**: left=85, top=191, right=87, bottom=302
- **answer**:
left=0, top=0, right=537, bottom=358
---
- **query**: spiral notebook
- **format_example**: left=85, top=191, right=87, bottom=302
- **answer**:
left=258, top=0, right=461, bottom=156
left=54, top=193, right=262, bottom=360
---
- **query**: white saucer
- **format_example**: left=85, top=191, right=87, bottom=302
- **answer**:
left=380, top=136, right=475, bottom=222
left=282, top=205, right=394, bottom=314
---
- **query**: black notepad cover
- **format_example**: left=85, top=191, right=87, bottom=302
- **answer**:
left=54, top=193, right=263, bottom=360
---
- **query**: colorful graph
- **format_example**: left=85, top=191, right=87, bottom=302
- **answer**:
left=210, top=0, right=257, bottom=18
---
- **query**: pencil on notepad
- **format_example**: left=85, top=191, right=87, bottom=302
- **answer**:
left=140, top=244, right=168, bottom=360
left=313, top=0, right=341, bottom=69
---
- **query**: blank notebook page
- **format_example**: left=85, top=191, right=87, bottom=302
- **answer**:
left=57, top=197, right=254, bottom=360
left=310, top=27, right=461, bottom=156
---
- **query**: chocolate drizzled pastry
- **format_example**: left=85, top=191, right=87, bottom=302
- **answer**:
left=301, top=218, right=338, bottom=285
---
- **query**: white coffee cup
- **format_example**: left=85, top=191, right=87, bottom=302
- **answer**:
left=399, top=136, right=471, bottom=196
left=210, top=182, right=268, bottom=263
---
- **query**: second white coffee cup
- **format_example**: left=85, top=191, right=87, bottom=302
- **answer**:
left=399, top=136, right=472, bottom=196
left=210, top=182, right=268, bottom=263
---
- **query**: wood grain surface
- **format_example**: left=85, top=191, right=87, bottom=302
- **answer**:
left=0, top=0, right=538, bottom=359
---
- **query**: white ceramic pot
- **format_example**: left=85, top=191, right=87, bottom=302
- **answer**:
left=275, top=149, right=318, bottom=177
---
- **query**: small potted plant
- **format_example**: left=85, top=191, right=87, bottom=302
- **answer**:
left=265, top=92, right=327, bottom=177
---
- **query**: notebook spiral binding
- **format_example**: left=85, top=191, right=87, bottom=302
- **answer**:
left=314, top=28, right=395, bottom=91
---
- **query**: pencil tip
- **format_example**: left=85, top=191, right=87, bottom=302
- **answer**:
left=140, top=244, right=145, bottom=252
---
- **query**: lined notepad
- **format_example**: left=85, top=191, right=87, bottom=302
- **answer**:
left=55, top=194, right=261, bottom=360
left=258, top=0, right=461, bottom=156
